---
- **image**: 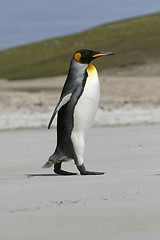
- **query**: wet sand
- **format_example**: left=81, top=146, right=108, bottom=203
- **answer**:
left=0, top=125, right=160, bottom=240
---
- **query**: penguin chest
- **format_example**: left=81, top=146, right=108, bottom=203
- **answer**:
left=73, top=64, right=100, bottom=134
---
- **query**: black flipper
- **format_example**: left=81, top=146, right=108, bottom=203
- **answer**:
left=48, top=83, right=78, bottom=129
left=48, top=93, right=72, bottom=129
left=54, top=162, right=78, bottom=175
left=77, top=164, right=105, bottom=175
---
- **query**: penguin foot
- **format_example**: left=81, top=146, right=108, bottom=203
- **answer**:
left=77, top=164, right=105, bottom=175
left=80, top=171, right=105, bottom=175
left=82, top=171, right=105, bottom=175
left=54, top=162, right=78, bottom=176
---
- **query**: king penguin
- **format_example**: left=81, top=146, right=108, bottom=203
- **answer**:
left=43, top=49, right=115, bottom=175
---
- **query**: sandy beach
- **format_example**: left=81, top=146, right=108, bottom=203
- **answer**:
left=0, top=125, right=160, bottom=240
left=1, top=74, right=160, bottom=239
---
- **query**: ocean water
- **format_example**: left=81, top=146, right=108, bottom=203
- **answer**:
left=0, top=0, right=160, bottom=50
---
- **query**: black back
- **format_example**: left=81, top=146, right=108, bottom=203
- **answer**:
left=55, top=58, right=88, bottom=161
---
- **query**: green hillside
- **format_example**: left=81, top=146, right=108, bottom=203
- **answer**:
left=0, top=12, right=160, bottom=80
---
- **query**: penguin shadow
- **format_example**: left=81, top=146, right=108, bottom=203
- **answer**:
left=26, top=173, right=58, bottom=178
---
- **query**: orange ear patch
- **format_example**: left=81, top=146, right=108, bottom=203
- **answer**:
left=74, top=52, right=81, bottom=62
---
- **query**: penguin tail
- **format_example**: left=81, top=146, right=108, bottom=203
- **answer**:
left=42, top=152, right=64, bottom=168
left=42, top=159, right=54, bottom=168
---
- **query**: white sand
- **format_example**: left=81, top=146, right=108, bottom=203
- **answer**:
left=1, top=125, right=160, bottom=240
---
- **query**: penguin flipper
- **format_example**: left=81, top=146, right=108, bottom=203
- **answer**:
left=48, top=93, right=72, bottom=129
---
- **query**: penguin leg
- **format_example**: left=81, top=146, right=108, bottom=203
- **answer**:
left=43, top=155, right=78, bottom=175
left=71, top=134, right=105, bottom=175
left=54, top=162, right=78, bottom=176
left=77, top=164, right=105, bottom=175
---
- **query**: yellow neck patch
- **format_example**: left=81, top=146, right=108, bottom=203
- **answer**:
left=87, top=63, right=96, bottom=73
left=74, top=52, right=81, bottom=62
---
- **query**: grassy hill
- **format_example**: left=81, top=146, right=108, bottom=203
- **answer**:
left=0, top=12, right=160, bottom=80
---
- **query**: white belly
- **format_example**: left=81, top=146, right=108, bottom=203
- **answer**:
left=71, top=64, right=100, bottom=165
left=73, top=66, right=99, bottom=135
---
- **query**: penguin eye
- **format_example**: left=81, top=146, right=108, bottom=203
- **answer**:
left=74, top=52, right=81, bottom=62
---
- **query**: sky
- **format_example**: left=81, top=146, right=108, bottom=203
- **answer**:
left=0, top=0, right=160, bottom=50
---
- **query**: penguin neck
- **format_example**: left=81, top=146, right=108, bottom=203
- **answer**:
left=66, top=58, right=88, bottom=86
left=87, top=63, right=96, bottom=73
left=69, top=58, right=97, bottom=78
left=71, top=58, right=88, bottom=71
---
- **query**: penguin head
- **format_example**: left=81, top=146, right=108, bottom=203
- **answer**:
left=74, top=49, right=114, bottom=64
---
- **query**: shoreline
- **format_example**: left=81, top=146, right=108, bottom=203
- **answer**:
left=1, top=105, right=160, bottom=131
left=1, top=76, right=160, bottom=130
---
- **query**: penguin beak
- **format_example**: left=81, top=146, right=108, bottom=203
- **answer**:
left=92, top=52, right=115, bottom=58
